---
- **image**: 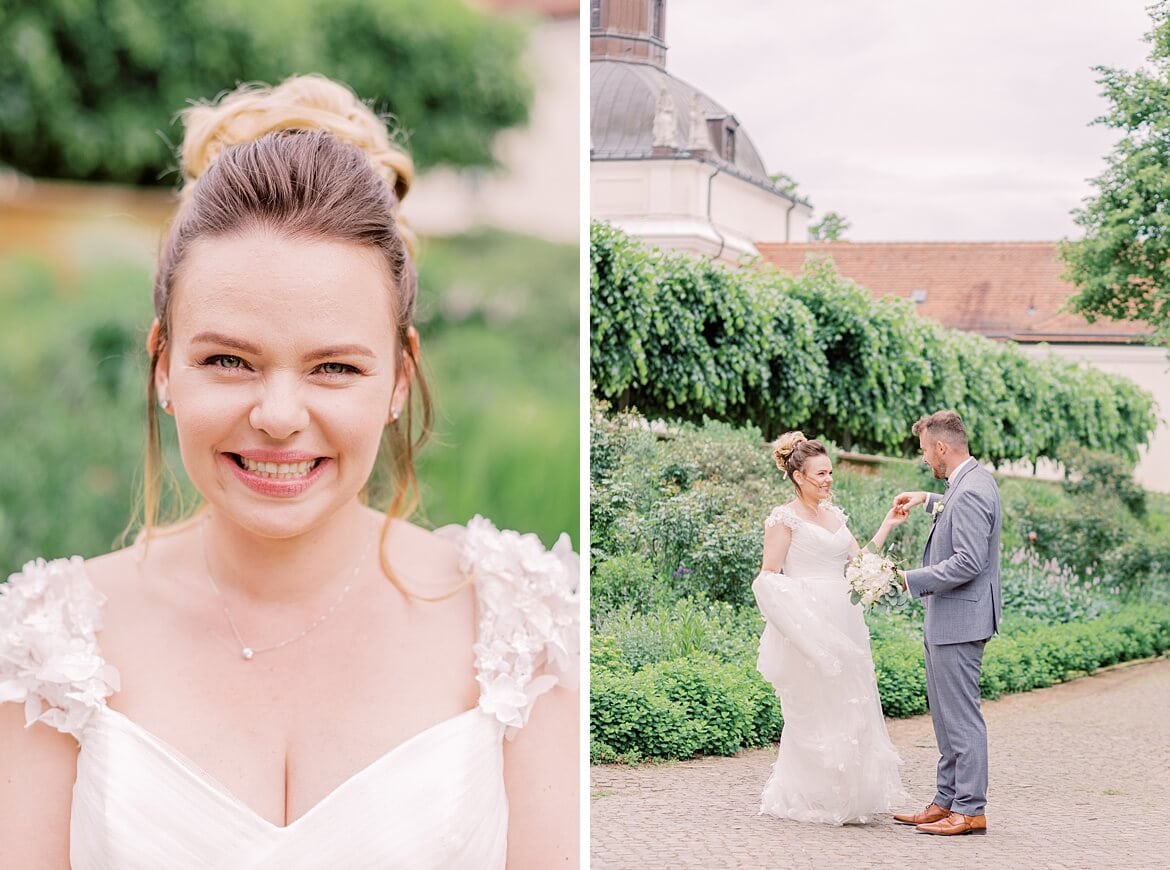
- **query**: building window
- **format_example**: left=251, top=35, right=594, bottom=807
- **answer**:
left=651, top=0, right=664, bottom=40
left=591, top=0, right=602, bottom=29
left=724, top=126, right=736, bottom=162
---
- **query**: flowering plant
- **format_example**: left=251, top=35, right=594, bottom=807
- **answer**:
left=845, top=549, right=907, bottom=609
left=931, top=500, right=946, bottom=520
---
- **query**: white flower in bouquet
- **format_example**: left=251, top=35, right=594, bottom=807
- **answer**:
left=845, top=550, right=906, bottom=609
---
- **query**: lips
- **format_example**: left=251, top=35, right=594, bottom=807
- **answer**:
left=231, top=454, right=321, bottom=479
left=223, top=452, right=330, bottom=497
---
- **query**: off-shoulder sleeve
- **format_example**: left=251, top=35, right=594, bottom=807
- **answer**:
left=826, top=503, right=850, bottom=527
left=0, top=557, right=120, bottom=741
left=765, top=505, right=799, bottom=530
left=445, top=516, right=579, bottom=740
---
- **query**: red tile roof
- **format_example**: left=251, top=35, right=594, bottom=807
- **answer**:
left=757, top=241, right=1150, bottom=344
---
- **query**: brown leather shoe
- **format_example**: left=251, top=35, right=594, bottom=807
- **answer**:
left=916, top=812, right=987, bottom=836
left=893, top=803, right=949, bottom=826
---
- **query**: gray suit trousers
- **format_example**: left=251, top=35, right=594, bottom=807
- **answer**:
left=924, top=639, right=988, bottom=816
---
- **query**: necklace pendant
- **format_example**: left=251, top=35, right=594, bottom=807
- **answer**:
left=242, top=647, right=255, bottom=660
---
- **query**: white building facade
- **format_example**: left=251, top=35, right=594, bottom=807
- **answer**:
left=590, top=0, right=810, bottom=264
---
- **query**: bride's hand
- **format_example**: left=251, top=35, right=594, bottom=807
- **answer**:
left=884, top=505, right=909, bottom=527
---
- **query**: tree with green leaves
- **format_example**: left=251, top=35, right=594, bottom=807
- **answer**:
left=768, top=172, right=801, bottom=198
left=0, top=0, right=531, bottom=185
left=808, top=211, right=850, bottom=241
left=1060, top=1, right=1170, bottom=341
left=590, top=222, right=1157, bottom=463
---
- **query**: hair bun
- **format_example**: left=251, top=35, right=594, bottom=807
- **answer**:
left=772, top=430, right=807, bottom=469
left=178, top=74, right=414, bottom=207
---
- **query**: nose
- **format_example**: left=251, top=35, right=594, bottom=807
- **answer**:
left=248, top=376, right=310, bottom=439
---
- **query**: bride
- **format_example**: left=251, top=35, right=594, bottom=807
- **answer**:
left=752, top=431, right=907, bottom=825
left=0, top=76, right=577, bottom=868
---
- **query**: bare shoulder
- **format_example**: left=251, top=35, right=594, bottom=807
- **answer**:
left=380, top=514, right=467, bottom=601
left=83, top=543, right=146, bottom=599
left=503, top=683, right=579, bottom=867
left=83, top=518, right=199, bottom=594
left=0, top=696, right=77, bottom=867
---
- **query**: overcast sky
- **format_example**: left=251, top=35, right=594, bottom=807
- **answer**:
left=664, top=0, right=1156, bottom=241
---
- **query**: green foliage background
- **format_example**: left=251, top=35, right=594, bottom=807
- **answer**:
left=0, top=229, right=578, bottom=568
left=591, top=223, right=1157, bottom=462
left=590, top=409, right=1170, bottom=763
left=0, top=0, right=532, bottom=183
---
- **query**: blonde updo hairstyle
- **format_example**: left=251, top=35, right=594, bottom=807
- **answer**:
left=772, top=431, right=829, bottom=487
left=144, top=75, right=431, bottom=590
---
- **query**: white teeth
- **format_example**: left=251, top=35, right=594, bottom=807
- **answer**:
left=239, top=456, right=316, bottom=479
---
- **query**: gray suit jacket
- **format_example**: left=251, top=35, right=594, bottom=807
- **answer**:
left=905, top=459, right=1002, bottom=645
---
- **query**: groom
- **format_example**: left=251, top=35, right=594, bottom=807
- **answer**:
left=892, top=410, right=1002, bottom=836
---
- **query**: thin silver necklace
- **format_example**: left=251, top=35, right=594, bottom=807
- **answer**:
left=199, top=517, right=377, bottom=661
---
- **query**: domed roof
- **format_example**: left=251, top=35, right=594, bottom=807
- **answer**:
left=591, top=59, right=787, bottom=196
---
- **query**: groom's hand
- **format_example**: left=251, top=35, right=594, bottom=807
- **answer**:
left=894, top=491, right=928, bottom=512
left=897, top=569, right=909, bottom=591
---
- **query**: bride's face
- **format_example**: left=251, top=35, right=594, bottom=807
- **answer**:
left=795, top=454, right=833, bottom=501
left=156, top=231, right=407, bottom=539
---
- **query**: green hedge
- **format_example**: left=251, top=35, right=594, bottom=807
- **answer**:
left=590, top=223, right=1156, bottom=463
left=590, top=657, right=784, bottom=764
left=591, top=604, right=1170, bottom=763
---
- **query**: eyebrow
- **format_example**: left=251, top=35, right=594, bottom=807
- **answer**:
left=189, top=332, right=378, bottom=359
left=190, top=332, right=262, bottom=354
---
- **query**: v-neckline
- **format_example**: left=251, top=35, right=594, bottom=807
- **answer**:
left=80, top=522, right=493, bottom=832
left=787, top=504, right=846, bottom=536
left=95, top=704, right=490, bottom=831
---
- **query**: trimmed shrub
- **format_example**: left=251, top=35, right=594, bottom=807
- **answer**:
left=589, top=667, right=700, bottom=763
left=871, top=638, right=928, bottom=718
left=591, top=604, right=1170, bottom=762
left=591, top=223, right=1156, bottom=464
left=640, top=658, right=752, bottom=757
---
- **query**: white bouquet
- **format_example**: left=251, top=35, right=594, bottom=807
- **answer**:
left=845, top=550, right=906, bottom=609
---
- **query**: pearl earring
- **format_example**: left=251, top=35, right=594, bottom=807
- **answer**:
left=160, top=396, right=172, bottom=412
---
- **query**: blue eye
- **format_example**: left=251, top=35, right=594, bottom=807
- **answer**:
left=207, top=355, right=245, bottom=369
left=319, top=362, right=359, bottom=375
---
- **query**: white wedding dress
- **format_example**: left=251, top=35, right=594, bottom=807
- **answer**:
left=0, top=516, right=578, bottom=869
left=752, top=504, right=906, bottom=825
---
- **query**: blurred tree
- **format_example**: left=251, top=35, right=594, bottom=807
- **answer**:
left=767, top=172, right=801, bottom=198
left=808, top=211, right=850, bottom=241
left=0, top=0, right=531, bottom=185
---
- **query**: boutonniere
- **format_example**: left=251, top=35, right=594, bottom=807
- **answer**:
left=931, top=500, right=946, bottom=521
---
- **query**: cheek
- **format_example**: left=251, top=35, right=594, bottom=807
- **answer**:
left=168, top=373, right=246, bottom=454
left=318, top=395, right=388, bottom=453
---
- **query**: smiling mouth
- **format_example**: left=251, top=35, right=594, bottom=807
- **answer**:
left=230, top=454, right=323, bottom=479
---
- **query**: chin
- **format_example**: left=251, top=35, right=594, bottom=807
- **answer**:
left=211, top=493, right=361, bottom=541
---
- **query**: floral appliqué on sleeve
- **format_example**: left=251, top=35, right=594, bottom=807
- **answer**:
left=765, top=505, right=799, bottom=531
left=0, top=557, right=121, bottom=741
left=454, top=517, right=579, bottom=740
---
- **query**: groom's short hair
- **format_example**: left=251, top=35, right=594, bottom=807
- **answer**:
left=912, top=410, right=969, bottom=449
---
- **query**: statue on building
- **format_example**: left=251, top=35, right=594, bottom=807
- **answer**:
left=652, top=89, right=678, bottom=149
left=688, top=94, right=710, bottom=152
